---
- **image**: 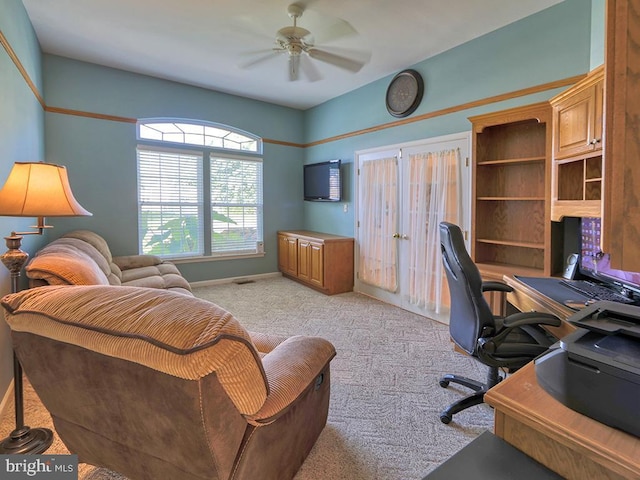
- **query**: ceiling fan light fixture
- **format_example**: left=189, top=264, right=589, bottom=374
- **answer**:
left=241, top=2, right=370, bottom=82
left=276, top=26, right=311, bottom=43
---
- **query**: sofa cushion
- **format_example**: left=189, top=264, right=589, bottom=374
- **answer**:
left=28, top=237, right=121, bottom=285
left=113, top=254, right=162, bottom=270
left=25, top=249, right=110, bottom=286
left=62, top=230, right=114, bottom=262
left=62, top=230, right=125, bottom=283
left=120, top=263, right=192, bottom=294
left=2, top=285, right=268, bottom=415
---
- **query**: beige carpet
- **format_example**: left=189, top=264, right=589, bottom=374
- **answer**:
left=0, top=276, right=493, bottom=479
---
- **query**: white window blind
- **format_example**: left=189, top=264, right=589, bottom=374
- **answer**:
left=210, top=156, right=263, bottom=255
left=137, top=119, right=263, bottom=260
left=137, top=148, right=204, bottom=257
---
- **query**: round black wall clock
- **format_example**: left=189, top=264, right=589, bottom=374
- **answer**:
left=385, top=69, right=424, bottom=118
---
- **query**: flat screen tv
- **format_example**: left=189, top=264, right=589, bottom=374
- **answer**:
left=304, top=160, right=341, bottom=202
left=579, top=216, right=640, bottom=294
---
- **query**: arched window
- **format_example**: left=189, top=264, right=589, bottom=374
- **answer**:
left=138, top=121, right=261, bottom=153
left=136, top=119, right=263, bottom=259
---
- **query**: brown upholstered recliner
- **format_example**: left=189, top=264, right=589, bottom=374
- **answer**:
left=1, top=285, right=336, bottom=480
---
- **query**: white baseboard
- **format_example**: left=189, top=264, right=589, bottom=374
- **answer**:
left=0, top=378, right=14, bottom=421
left=190, top=271, right=282, bottom=289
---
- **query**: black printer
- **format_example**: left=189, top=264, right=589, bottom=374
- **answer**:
left=534, top=301, right=640, bottom=438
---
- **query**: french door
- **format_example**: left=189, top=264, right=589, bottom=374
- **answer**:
left=354, top=132, right=471, bottom=323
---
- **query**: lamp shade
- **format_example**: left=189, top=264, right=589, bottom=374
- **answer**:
left=0, top=162, right=91, bottom=217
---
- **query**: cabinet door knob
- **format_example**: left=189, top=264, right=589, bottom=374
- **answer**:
left=392, top=233, right=401, bottom=238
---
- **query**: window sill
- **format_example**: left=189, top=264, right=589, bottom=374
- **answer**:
left=169, top=252, right=265, bottom=264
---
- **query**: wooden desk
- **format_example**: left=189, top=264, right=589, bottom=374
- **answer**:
left=487, top=276, right=640, bottom=479
left=502, top=274, right=576, bottom=338
left=485, top=364, right=640, bottom=480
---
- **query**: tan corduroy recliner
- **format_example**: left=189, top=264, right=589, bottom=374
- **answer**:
left=1, top=285, right=336, bottom=480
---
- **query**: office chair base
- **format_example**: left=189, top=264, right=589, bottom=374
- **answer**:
left=438, top=374, right=484, bottom=392
left=440, top=391, right=485, bottom=424
left=438, top=368, right=503, bottom=424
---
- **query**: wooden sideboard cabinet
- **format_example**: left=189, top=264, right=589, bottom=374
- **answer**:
left=550, top=66, right=604, bottom=221
left=277, top=230, right=354, bottom=295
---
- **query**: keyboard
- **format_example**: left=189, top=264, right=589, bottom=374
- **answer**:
left=560, top=280, right=636, bottom=304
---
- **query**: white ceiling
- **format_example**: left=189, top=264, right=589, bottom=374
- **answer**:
left=22, top=0, right=564, bottom=110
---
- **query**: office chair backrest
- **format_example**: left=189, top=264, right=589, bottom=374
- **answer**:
left=439, top=222, right=496, bottom=356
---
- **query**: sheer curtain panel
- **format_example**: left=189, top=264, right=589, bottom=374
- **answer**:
left=358, top=156, right=398, bottom=292
left=407, top=148, right=461, bottom=313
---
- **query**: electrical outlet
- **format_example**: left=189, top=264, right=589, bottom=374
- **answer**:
left=343, top=203, right=348, bottom=213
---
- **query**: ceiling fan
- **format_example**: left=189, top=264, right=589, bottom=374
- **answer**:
left=241, top=3, right=369, bottom=82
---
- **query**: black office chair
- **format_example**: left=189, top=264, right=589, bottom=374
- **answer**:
left=437, top=222, right=561, bottom=424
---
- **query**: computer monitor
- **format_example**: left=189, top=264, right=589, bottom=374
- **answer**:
left=579, top=217, right=640, bottom=294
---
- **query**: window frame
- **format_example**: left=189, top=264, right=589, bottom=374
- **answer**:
left=138, top=119, right=262, bottom=154
left=137, top=119, right=264, bottom=262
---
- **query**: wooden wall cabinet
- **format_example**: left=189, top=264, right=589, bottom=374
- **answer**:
left=277, top=230, right=354, bottom=295
left=469, top=102, right=554, bottom=278
left=551, top=66, right=604, bottom=160
left=550, top=66, right=604, bottom=221
left=603, top=0, right=640, bottom=272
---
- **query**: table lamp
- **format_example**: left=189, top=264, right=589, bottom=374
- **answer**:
left=0, top=161, right=92, bottom=454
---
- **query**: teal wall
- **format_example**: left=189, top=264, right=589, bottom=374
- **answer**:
left=591, top=0, right=606, bottom=69
left=303, top=0, right=595, bottom=236
left=43, top=55, right=305, bottom=283
left=0, top=0, right=45, bottom=410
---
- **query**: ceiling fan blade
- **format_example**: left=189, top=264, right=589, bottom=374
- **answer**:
left=238, top=50, right=282, bottom=70
left=289, top=55, right=300, bottom=81
left=312, top=18, right=358, bottom=45
left=307, top=48, right=366, bottom=73
left=300, top=55, right=322, bottom=82
left=301, top=32, right=315, bottom=47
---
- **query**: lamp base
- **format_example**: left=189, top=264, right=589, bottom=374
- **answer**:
left=0, top=425, right=53, bottom=454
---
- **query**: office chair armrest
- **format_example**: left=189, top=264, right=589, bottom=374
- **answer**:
left=477, top=311, right=561, bottom=357
left=481, top=281, right=513, bottom=294
left=501, top=311, right=562, bottom=329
